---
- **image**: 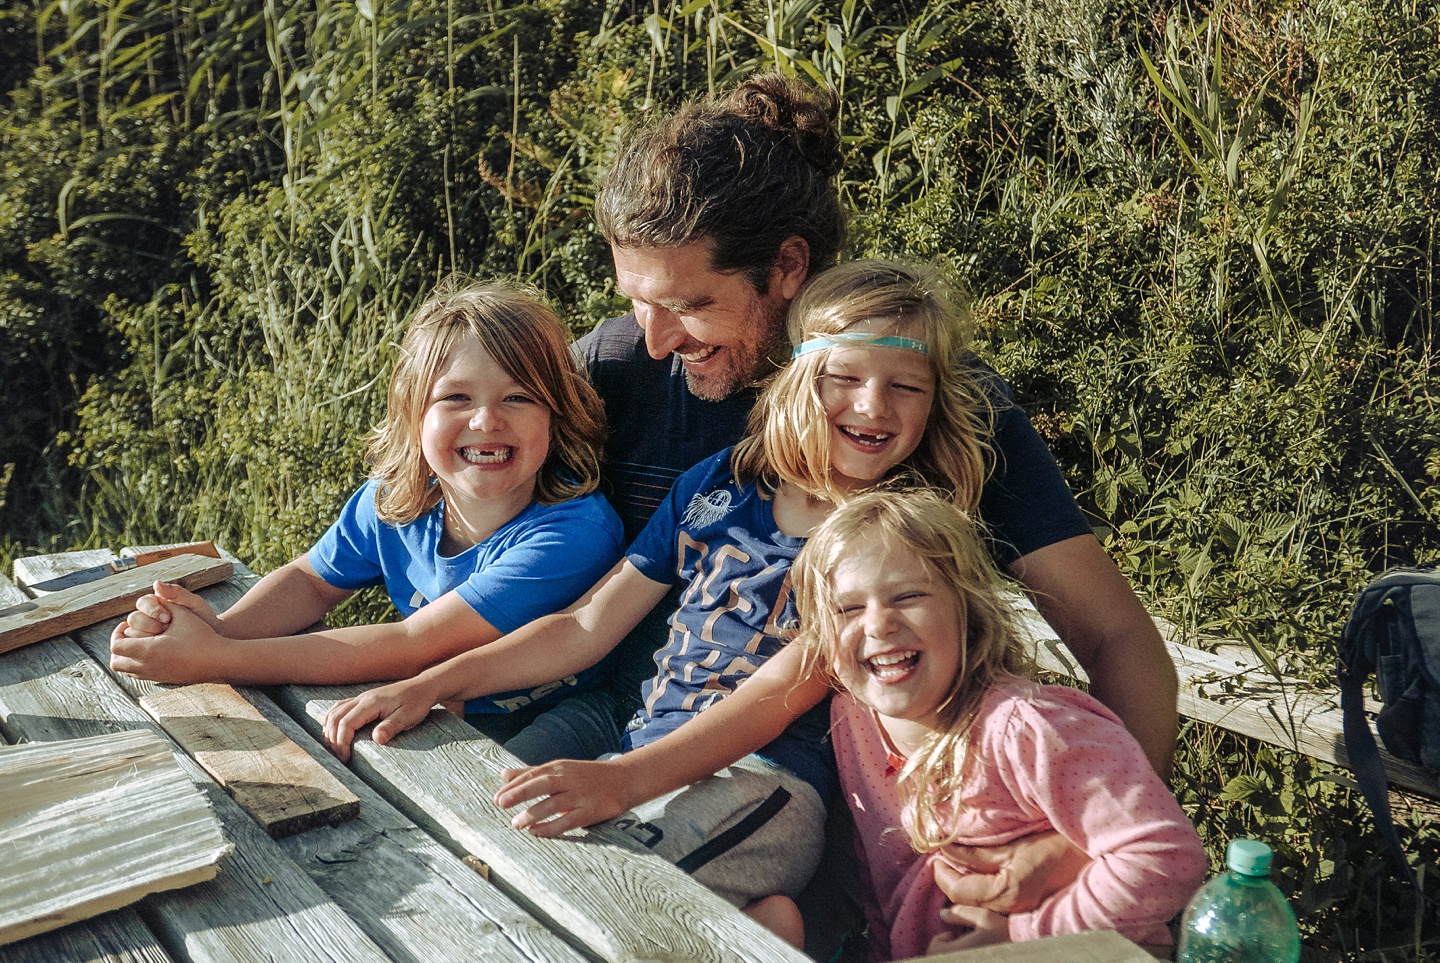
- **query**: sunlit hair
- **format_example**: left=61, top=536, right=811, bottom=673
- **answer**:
left=732, top=259, right=992, bottom=508
left=595, top=72, right=846, bottom=290
left=791, top=488, right=1033, bottom=852
left=367, top=277, right=606, bottom=524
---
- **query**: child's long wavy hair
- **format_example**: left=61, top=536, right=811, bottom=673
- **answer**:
left=731, top=259, right=992, bottom=510
left=791, top=488, right=1034, bottom=852
left=367, top=278, right=606, bottom=524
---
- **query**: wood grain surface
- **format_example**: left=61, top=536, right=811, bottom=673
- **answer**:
left=1, top=555, right=232, bottom=655
left=0, top=729, right=231, bottom=946
left=907, top=929, right=1162, bottom=962
left=7, top=549, right=586, bottom=963
left=140, top=683, right=360, bottom=838
left=1010, top=597, right=1440, bottom=799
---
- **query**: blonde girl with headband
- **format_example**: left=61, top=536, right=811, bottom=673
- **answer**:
left=321, top=259, right=991, bottom=946
left=791, top=489, right=1204, bottom=958
left=110, top=278, right=625, bottom=741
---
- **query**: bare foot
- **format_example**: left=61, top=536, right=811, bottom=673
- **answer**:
left=743, top=894, right=803, bottom=949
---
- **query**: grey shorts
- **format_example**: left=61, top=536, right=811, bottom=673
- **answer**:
left=607, top=753, right=827, bottom=908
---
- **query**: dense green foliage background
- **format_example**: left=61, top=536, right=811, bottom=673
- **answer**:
left=2, top=0, right=1437, bottom=956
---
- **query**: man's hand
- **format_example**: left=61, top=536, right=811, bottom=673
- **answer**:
left=321, top=679, right=442, bottom=763
left=933, top=831, right=1089, bottom=915
left=493, top=759, right=636, bottom=836
left=110, top=600, right=227, bottom=684
left=927, top=905, right=1009, bottom=955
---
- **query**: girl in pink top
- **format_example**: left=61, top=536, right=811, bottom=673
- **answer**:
left=790, top=489, right=1205, bottom=959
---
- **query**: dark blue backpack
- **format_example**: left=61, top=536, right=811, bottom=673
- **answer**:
left=1337, top=564, right=1440, bottom=890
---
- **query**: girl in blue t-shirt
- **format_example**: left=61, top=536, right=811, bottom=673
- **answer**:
left=109, top=278, right=625, bottom=736
left=322, top=259, right=997, bottom=945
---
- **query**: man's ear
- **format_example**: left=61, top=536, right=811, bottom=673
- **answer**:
left=770, top=236, right=810, bottom=300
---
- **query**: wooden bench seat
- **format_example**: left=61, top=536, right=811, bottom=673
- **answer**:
left=1008, top=598, right=1440, bottom=800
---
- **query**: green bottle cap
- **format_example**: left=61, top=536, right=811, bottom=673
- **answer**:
left=1226, top=838, right=1273, bottom=876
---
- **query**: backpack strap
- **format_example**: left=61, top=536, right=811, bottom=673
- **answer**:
left=1338, top=671, right=1422, bottom=891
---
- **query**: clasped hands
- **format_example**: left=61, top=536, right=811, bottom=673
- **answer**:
left=921, top=835, right=1089, bottom=952
left=109, top=581, right=227, bottom=683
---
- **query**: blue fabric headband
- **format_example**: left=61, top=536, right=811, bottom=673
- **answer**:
left=791, top=333, right=931, bottom=358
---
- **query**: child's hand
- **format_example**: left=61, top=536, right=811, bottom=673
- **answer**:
left=493, top=760, right=634, bottom=836
left=117, top=581, right=222, bottom=639
left=322, top=680, right=441, bottom=763
left=109, top=599, right=226, bottom=684
left=933, top=831, right=1089, bottom=914
left=926, top=905, right=1009, bottom=954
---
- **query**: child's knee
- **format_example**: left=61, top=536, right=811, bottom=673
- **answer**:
left=743, top=894, right=804, bottom=949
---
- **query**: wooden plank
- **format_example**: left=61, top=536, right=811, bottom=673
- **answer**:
left=0, top=910, right=174, bottom=963
left=98, top=546, right=800, bottom=961
left=30, top=550, right=587, bottom=963
left=0, top=555, right=233, bottom=655
left=240, top=686, right=590, bottom=963
left=908, top=929, right=1161, bottom=962
left=101, top=548, right=803, bottom=962
left=1009, top=597, right=1440, bottom=799
left=0, top=636, right=392, bottom=963
left=11, top=551, right=115, bottom=589
left=140, top=683, right=360, bottom=838
left=0, top=622, right=174, bottom=963
left=0, top=730, right=231, bottom=946
left=271, top=683, right=810, bottom=963
left=170, top=560, right=769, bottom=962
left=23, top=544, right=220, bottom=593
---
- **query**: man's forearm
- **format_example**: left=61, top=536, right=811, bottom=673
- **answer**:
left=1085, top=638, right=1178, bottom=779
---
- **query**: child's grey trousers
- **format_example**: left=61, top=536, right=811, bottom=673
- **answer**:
left=609, top=752, right=827, bottom=907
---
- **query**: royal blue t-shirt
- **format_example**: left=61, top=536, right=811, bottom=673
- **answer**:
left=623, top=449, right=834, bottom=801
left=309, top=480, right=625, bottom=713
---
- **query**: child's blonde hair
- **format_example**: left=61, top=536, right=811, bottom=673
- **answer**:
left=791, top=488, right=1033, bottom=852
left=367, top=278, right=606, bottom=524
left=732, top=259, right=992, bottom=508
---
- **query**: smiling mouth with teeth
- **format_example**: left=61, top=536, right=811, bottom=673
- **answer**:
left=839, top=425, right=893, bottom=449
left=867, top=650, right=918, bottom=681
left=676, top=345, right=720, bottom=364
left=460, top=446, right=514, bottom=465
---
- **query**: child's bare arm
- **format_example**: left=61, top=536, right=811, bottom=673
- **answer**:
left=112, top=558, right=661, bottom=692
left=110, top=586, right=497, bottom=686
left=117, top=556, right=349, bottom=641
left=212, top=557, right=354, bottom=638
left=493, top=643, right=830, bottom=835
left=320, top=560, right=669, bottom=759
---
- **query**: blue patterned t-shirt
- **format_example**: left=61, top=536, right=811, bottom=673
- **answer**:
left=623, top=448, right=834, bottom=801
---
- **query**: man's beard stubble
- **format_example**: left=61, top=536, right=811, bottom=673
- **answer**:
left=682, top=298, right=790, bottom=402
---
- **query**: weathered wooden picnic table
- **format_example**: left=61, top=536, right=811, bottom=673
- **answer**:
left=0, top=547, right=1158, bottom=963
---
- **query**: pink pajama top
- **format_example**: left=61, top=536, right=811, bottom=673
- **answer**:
left=831, top=679, right=1205, bottom=961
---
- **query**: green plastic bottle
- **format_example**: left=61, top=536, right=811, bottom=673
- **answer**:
left=1176, top=839, right=1301, bottom=963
